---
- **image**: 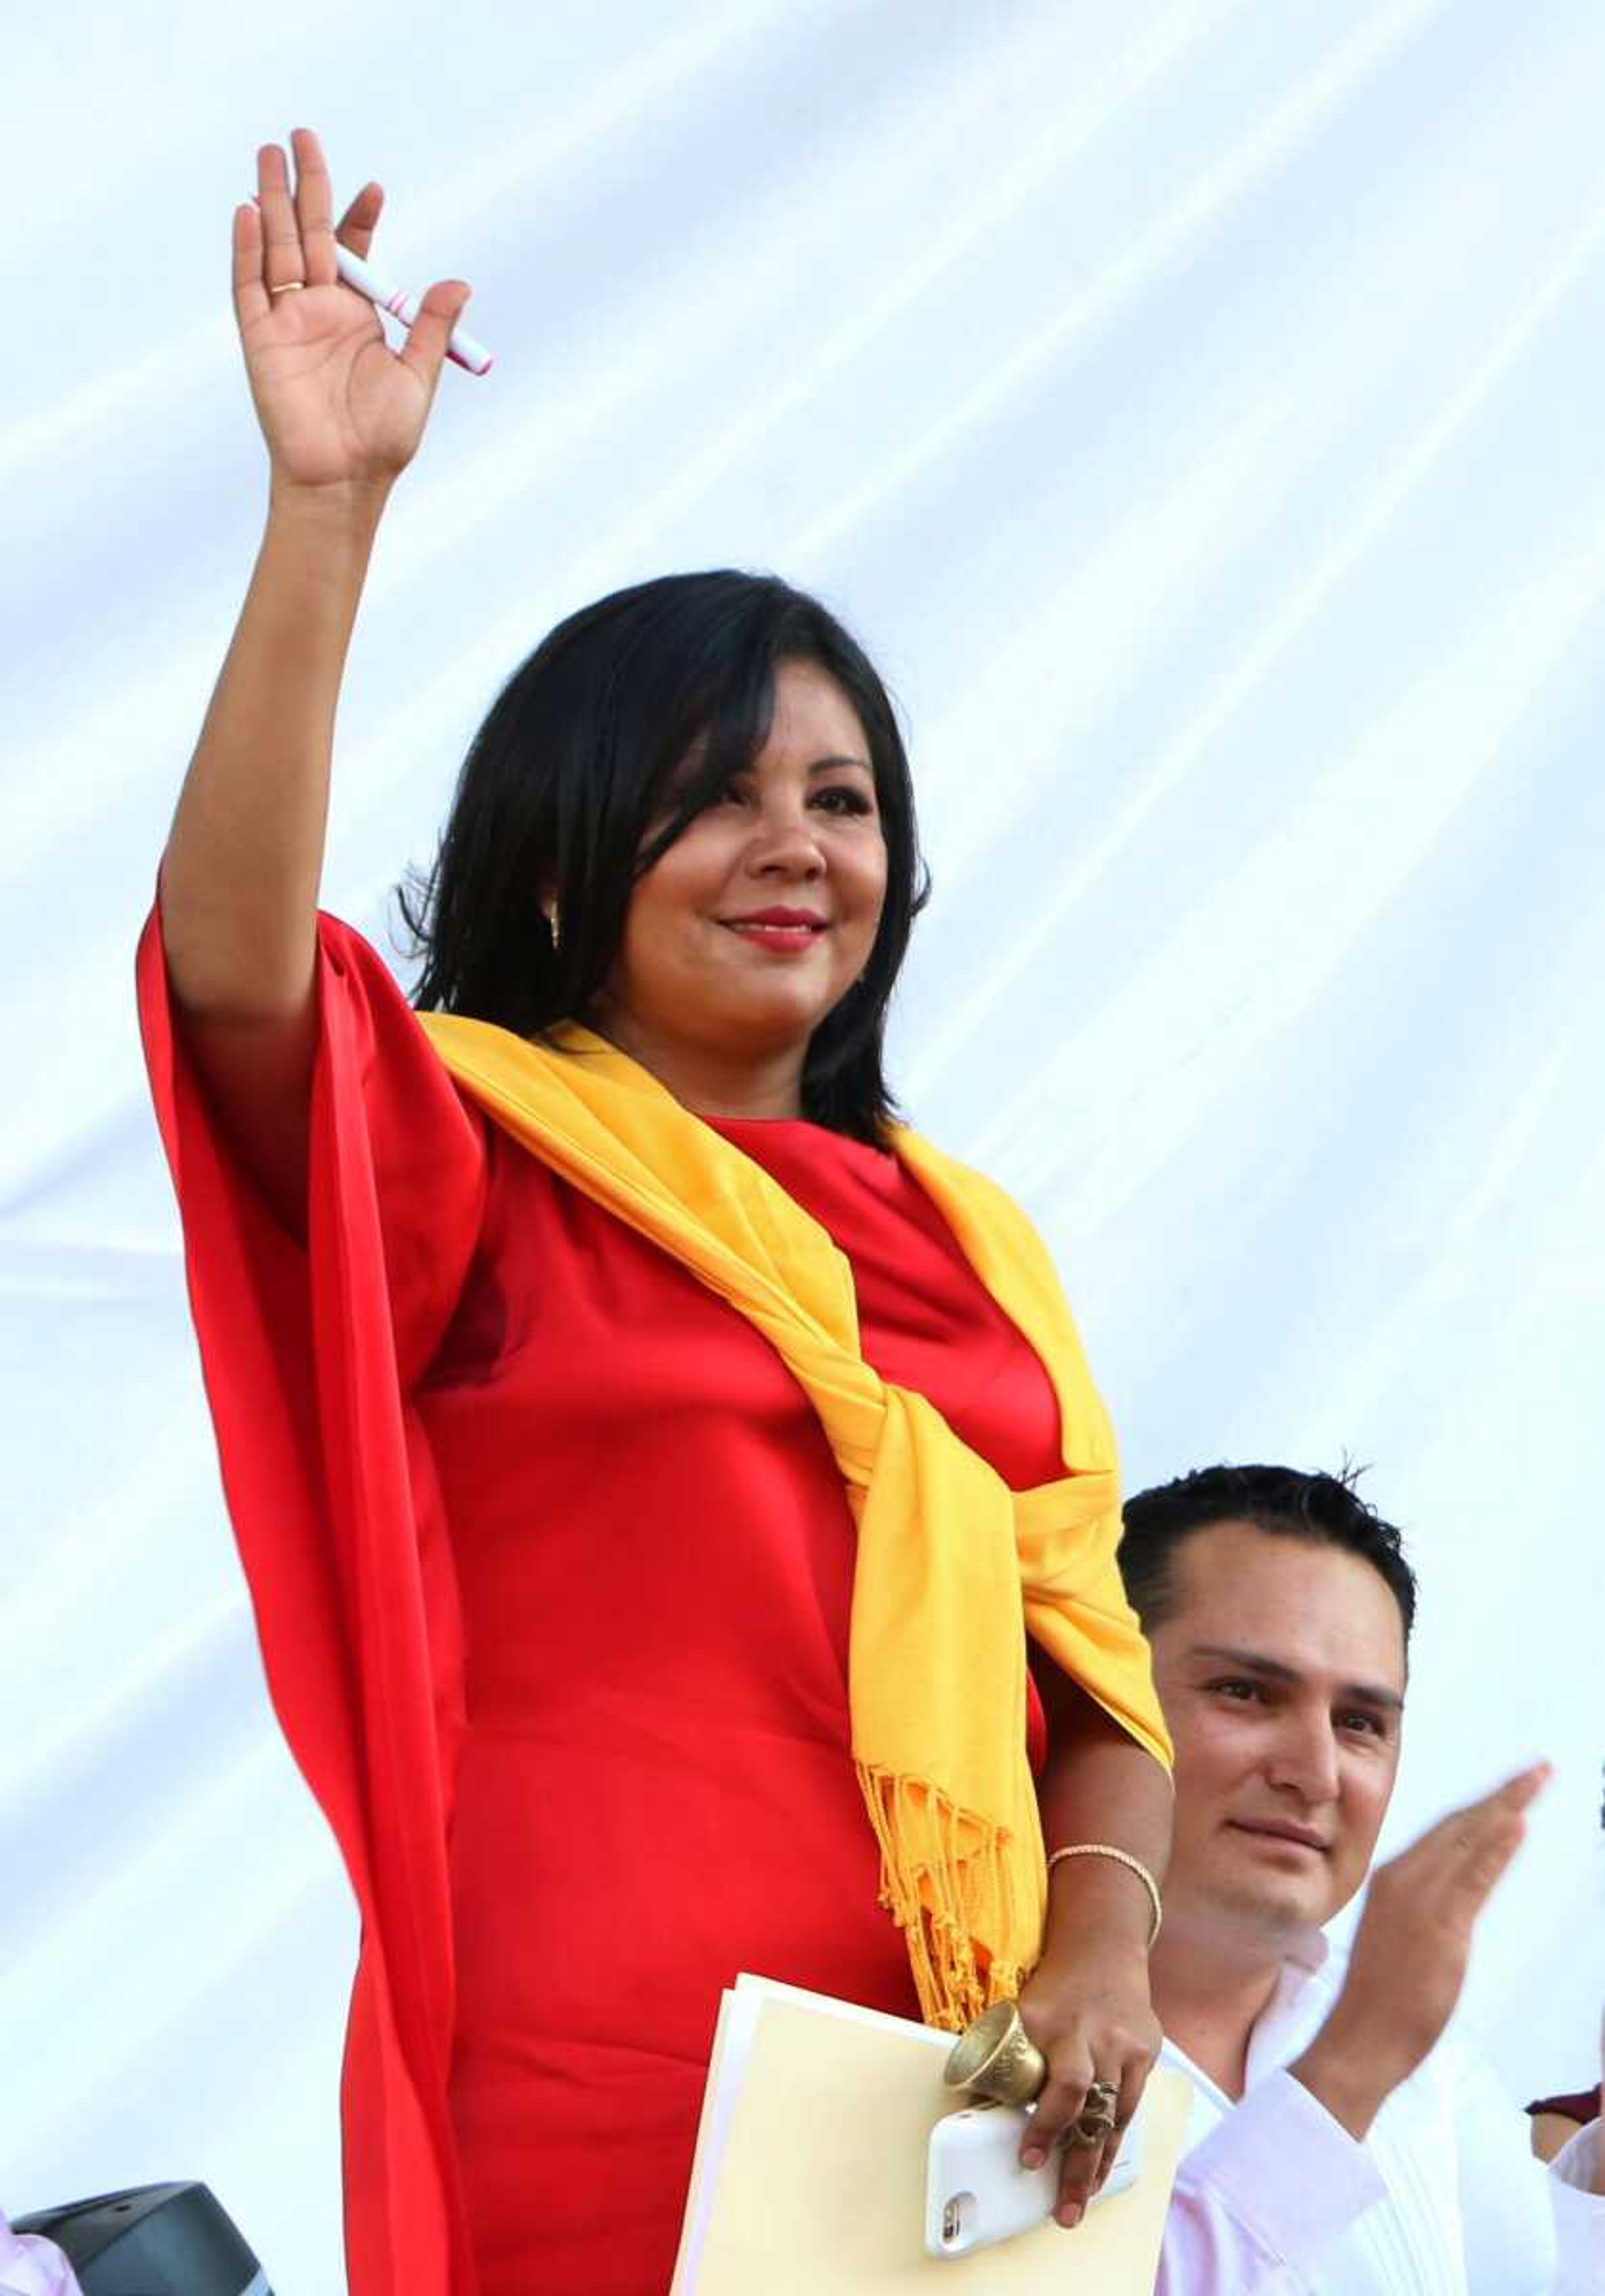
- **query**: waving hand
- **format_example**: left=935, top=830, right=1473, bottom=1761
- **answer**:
left=234, top=128, right=471, bottom=491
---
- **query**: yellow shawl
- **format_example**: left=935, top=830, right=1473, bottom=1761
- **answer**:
left=418, top=1015, right=1171, bottom=2030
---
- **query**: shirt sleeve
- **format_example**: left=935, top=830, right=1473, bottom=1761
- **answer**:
left=311, top=916, right=489, bottom=1384
left=1154, top=2071, right=1388, bottom=2296
left=0, top=2213, right=84, bottom=2296
left=136, top=906, right=488, bottom=2289
left=140, top=904, right=488, bottom=1381
left=1440, top=2035, right=1605, bottom=2296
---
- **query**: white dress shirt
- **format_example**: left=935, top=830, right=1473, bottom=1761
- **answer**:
left=1155, top=1932, right=1603, bottom=2295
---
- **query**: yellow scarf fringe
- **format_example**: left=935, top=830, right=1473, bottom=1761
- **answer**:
left=418, top=1016, right=1171, bottom=2031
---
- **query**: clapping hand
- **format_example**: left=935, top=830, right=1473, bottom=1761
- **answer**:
left=1293, top=1764, right=1550, bottom=2140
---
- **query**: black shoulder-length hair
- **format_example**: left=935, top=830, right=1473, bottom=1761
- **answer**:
left=398, top=569, right=930, bottom=1142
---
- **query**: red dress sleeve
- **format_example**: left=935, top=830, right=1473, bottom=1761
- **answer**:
left=137, top=907, right=487, bottom=2296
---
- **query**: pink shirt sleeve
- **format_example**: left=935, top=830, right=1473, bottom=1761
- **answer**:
left=1155, top=2071, right=1388, bottom=2296
left=0, top=2213, right=84, bottom=2296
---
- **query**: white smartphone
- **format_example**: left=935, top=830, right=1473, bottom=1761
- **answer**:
left=924, top=2096, right=1144, bottom=2259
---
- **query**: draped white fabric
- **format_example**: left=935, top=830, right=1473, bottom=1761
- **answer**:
left=5, top=4, right=1602, bottom=2286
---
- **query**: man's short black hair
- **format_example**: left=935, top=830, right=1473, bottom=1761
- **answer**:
left=1120, top=1462, right=1418, bottom=1644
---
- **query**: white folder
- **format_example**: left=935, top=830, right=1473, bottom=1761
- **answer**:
left=671, top=1974, right=1191, bottom=2293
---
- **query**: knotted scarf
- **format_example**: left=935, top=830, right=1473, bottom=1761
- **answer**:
left=419, top=1015, right=1172, bottom=2030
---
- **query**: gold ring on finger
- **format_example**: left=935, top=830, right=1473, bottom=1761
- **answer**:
left=269, top=281, right=306, bottom=295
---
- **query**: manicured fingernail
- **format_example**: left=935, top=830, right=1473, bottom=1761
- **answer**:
left=1057, top=2202, right=1083, bottom=2230
left=1021, top=2147, right=1045, bottom=2171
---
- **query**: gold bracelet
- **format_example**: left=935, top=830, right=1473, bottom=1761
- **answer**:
left=1045, top=1842, right=1163, bottom=1944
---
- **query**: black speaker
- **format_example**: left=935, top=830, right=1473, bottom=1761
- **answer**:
left=11, top=2183, right=270, bottom=2295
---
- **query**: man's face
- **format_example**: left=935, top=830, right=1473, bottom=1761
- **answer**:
left=1146, top=1521, right=1407, bottom=1947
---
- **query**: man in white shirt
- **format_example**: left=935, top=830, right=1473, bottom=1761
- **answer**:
left=1113, top=1462, right=1602, bottom=2294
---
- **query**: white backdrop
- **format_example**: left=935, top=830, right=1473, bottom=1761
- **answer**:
left=4, top=3, right=1603, bottom=2287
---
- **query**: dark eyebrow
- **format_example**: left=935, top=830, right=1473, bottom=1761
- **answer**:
left=707, top=753, right=873, bottom=784
left=1188, top=1644, right=1404, bottom=1714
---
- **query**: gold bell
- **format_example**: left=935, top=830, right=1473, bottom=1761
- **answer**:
left=942, top=2000, right=1048, bottom=2107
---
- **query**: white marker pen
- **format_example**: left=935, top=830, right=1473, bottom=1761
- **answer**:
left=336, top=243, right=494, bottom=375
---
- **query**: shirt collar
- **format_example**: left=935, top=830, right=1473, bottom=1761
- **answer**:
left=1160, top=1924, right=1338, bottom=2112
left=1242, top=1926, right=1340, bottom=2087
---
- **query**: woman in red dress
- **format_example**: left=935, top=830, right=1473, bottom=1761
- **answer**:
left=145, top=129, right=1175, bottom=2296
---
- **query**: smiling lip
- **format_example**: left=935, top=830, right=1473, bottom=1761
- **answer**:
left=1229, top=1820, right=1330, bottom=1852
left=724, top=908, right=828, bottom=929
left=721, top=908, right=828, bottom=949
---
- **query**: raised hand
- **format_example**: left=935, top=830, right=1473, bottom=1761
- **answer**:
left=1292, top=1763, right=1550, bottom=2140
left=233, top=128, right=471, bottom=493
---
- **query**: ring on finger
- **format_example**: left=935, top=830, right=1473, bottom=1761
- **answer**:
left=1067, top=2080, right=1119, bottom=2146
left=269, top=281, right=306, bottom=295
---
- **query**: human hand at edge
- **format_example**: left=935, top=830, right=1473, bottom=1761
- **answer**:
left=1292, top=1762, right=1550, bottom=2141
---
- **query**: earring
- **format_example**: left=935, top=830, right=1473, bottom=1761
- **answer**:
left=543, top=898, right=562, bottom=953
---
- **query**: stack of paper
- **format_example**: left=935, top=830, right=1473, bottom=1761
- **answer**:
left=671, top=1975, right=1191, bottom=2293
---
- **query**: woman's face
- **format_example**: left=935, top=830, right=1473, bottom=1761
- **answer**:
left=604, top=660, right=888, bottom=1091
